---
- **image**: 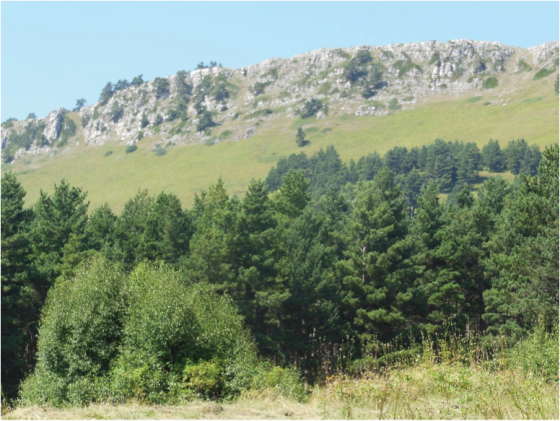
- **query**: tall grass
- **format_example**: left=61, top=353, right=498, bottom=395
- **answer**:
left=310, top=325, right=558, bottom=419
left=4, top=326, right=557, bottom=419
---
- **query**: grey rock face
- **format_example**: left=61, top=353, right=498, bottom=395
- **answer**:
left=43, top=108, right=66, bottom=141
left=5, top=40, right=558, bottom=164
left=529, top=41, right=560, bottom=66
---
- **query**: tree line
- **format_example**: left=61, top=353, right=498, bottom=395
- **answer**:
left=268, top=138, right=542, bottom=197
left=2, top=141, right=557, bottom=401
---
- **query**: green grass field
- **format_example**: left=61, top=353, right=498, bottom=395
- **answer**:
left=8, top=78, right=559, bottom=213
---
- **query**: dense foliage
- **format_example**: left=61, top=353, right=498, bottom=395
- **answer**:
left=1, top=139, right=557, bottom=406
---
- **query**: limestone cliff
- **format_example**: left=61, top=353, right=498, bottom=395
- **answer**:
left=2, top=39, right=558, bottom=163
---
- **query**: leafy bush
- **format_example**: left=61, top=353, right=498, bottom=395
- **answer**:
left=250, top=364, right=307, bottom=402
left=182, top=359, right=225, bottom=399
left=508, top=324, right=559, bottom=382
left=299, top=99, right=323, bottom=119
left=153, top=77, right=170, bottom=99
left=20, top=259, right=259, bottom=406
left=343, top=62, right=368, bottom=84
left=218, top=130, right=232, bottom=140
left=137, top=131, right=144, bottom=141
left=2, top=152, right=14, bottom=164
left=197, top=111, right=217, bottom=132
left=251, top=81, right=270, bottom=96
left=482, top=77, right=498, bottom=89
left=104, top=150, right=113, bottom=157
left=3, top=121, right=48, bottom=160
left=125, top=144, right=138, bottom=154
left=393, top=60, right=423, bottom=78
left=154, top=114, right=164, bottom=126
left=19, top=256, right=126, bottom=406
left=131, top=74, right=144, bottom=87
left=361, top=84, right=377, bottom=99
left=2, top=118, right=16, bottom=128
left=153, top=147, right=166, bottom=156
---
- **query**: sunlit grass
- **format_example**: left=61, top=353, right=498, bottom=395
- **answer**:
left=8, top=78, right=559, bottom=213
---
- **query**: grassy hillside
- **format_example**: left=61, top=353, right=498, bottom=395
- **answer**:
left=9, top=78, right=559, bottom=213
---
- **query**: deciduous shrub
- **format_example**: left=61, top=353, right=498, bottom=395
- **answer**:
left=299, top=99, right=323, bottom=119
left=20, top=258, right=259, bottom=406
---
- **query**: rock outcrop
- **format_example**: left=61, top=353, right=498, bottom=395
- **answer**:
left=43, top=108, right=66, bottom=141
left=2, top=39, right=558, bottom=163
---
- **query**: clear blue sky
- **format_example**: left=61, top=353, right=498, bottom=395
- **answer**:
left=2, top=1, right=558, bottom=121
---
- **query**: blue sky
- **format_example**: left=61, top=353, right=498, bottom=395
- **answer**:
left=2, top=1, right=558, bottom=121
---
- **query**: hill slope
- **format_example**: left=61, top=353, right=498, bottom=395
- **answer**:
left=2, top=40, right=558, bottom=211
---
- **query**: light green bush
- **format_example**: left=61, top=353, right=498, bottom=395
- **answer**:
left=19, top=256, right=126, bottom=406
left=182, top=359, right=225, bottom=399
left=20, top=259, right=259, bottom=407
left=250, top=364, right=307, bottom=402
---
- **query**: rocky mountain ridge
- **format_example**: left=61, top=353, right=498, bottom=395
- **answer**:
left=2, top=39, right=558, bottom=164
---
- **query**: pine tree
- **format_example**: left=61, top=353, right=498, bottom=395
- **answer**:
left=307, top=146, right=346, bottom=197
left=483, top=145, right=559, bottom=342
left=433, top=155, right=456, bottom=191
left=278, top=207, right=350, bottom=373
left=504, top=138, right=529, bottom=175
left=384, top=146, right=408, bottom=175
left=356, top=151, right=384, bottom=181
left=519, top=146, right=534, bottom=176
left=520, top=144, right=542, bottom=176
left=86, top=203, right=117, bottom=254
left=1, top=173, right=37, bottom=400
left=99, top=82, right=114, bottom=105
left=295, top=127, right=307, bottom=147
left=112, top=189, right=154, bottom=269
left=183, top=178, right=238, bottom=293
left=455, top=143, right=481, bottom=186
left=232, top=179, right=282, bottom=355
left=482, top=139, right=505, bottom=172
left=141, top=192, right=192, bottom=265
left=409, top=182, right=445, bottom=333
left=274, top=170, right=311, bottom=219
left=29, top=180, right=90, bottom=295
left=336, top=167, right=415, bottom=341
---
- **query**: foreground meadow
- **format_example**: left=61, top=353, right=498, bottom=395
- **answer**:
left=5, top=364, right=558, bottom=420
left=5, top=327, right=558, bottom=420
